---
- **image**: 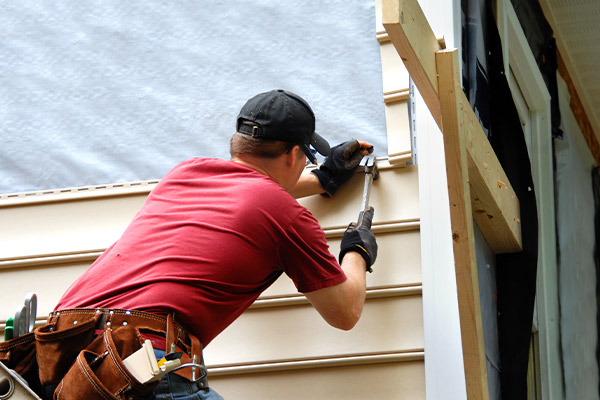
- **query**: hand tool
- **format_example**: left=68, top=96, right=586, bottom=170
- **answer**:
left=356, top=155, right=379, bottom=228
left=13, top=293, right=37, bottom=338
left=0, top=360, right=43, bottom=399
left=3, top=318, right=13, bottom=341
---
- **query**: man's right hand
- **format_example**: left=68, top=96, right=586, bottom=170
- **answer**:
left=338, top=206, right=378, bottom=271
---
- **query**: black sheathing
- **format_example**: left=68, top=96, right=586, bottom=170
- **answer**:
left=592, top=167, right=600, bottom=397
left=461, top=1, right=541, bottom=398
left=486, top=13, right=539, bottom=397
left=510, top=0, right=563, bottom=139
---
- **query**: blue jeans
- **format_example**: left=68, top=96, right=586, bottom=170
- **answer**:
left=146, top=349, right=224, bottom=400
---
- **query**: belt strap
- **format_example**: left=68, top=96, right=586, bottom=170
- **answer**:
left=48, top=308, right=184, bottom=334
left=166, top=313, right=177, bottom=353
left=164, top=313, right=207, bottom=387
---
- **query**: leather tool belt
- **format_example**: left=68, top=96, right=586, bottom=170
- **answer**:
left=1, top=308, right=207, bottom=400
left=0, top=331, right=41, bottom=395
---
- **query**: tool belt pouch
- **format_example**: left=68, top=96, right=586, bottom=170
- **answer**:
left=54, top=327, right=158, bottom=400
left=0, top=331, right=40, bottom=389
left=35, top=312, right=99, bottom=387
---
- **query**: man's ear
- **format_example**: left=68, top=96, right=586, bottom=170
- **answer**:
left=285, top=145, right=302, bottom=167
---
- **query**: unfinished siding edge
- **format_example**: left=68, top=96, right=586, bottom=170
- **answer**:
left=208, top=350, right=425, bottom=376
left=252, top=285, right=423, bottom=309
left=0, top=160, right=407, bottom=208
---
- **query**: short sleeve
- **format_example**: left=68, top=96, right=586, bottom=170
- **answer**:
left=278, top=209, right=347, bottom=293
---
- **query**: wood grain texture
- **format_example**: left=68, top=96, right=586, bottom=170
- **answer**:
left=382, top=0, right=521, bottom=253
left=436, top=49, right=489, bottom=400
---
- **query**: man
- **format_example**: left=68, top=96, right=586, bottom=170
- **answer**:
left=49, top=89, right=378, bottom=399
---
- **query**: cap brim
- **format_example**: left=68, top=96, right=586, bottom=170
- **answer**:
left=310, top=132, right=330, bottom=157
left=301, top=145, right=317, bottom=165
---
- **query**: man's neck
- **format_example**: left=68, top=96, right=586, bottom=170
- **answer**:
left=232, top=149, right=303, bottom=192
left=232, top=156, right=285, bottom=186
left=232, top=157, right=270, bottom=177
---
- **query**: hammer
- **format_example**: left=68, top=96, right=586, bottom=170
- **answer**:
left=356, top=154, right=379, bottom=228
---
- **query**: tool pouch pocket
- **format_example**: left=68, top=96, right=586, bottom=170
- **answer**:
left=0, top=331, right=36, bottom=375
left=0, top=331, right=42, bottom=393
left=34, top=313, right=99, bottom=387
left=54, top=327, right=158, bottom=400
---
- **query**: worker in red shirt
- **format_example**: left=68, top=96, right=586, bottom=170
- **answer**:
left=43, top=89, right=377, bottom=399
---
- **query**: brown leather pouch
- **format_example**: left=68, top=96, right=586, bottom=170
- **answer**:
left=0, top=331, right=42, bottom=394
left=54, top=327, right=158, bottom=400
left=0, top=331, right=36, bottom=375
left=34, top=312, right=99, bottom=386
left=164, top=313, right=207, bottom=386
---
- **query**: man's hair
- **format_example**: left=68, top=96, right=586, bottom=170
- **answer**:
left=230, top=132, right=297, bottom=159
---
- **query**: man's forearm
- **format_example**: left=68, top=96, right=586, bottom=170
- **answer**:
left=340, top=251, right=367, bottom=311
left=289, top=171, right=326, bottom=198
left=303, top=251, right=367, bottom=330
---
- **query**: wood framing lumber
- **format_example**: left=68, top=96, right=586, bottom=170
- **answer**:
left=382, top=0, right=522, bottom=254
left=436, top=48, right=490, bottom=400
left=463, top=99, right=522, bottom=253
left=381, top=0, right=442, bottom=127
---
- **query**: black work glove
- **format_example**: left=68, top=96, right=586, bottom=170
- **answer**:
left=311, top=140, right=373, bottom=197
left=338, top=206, right=378, bottom=272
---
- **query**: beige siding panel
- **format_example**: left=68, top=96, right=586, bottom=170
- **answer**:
left=262, top=229, right=422, bottom=298
left=299, top=163, right=419, bottom=228
left=384, top=101, right=412, bottom=162
left=204, top=296, right=423, bottom=366
left=0, top=163, right=420, bottom=322
left=380, top=41, right=410, bottom=95
left=333, top=230, right=422, bottom=288
left=0, top=162, right=424, bottom=400
left=0, top=229, right=421, bottom=328
left=0, top=262, right=89, bottom=321
left=209, top=360, right=425, bottom=400
left=376, top=0, right=413, bottom=165
left=1, top=195, right=146, bottom=260
left=1, top=162, right=416, bottom=262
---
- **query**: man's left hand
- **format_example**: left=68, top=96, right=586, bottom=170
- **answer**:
left=311, top=140, right=373, bottom=197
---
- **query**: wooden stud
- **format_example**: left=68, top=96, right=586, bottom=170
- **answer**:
left=436, top=48, right=490, bottom=400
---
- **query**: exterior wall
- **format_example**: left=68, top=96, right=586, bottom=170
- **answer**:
left=555, top=76, right=599, bottom=400
left=474, top=225, right=501, bottom=399
left=0, top=2, right=427, bottom=397
left=0, top=160, right=425, bottom=399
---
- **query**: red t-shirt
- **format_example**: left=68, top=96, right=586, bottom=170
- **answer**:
left=56, top=158, right=346, bottom=346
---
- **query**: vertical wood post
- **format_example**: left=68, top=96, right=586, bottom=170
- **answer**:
left=436, top=48, right=490, bottom=400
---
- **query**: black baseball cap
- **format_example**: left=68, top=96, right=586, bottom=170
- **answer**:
left=236, top=89, right=331, bottom=164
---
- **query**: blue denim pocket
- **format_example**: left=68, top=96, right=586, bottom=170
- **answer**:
left=147, top=349, right=224, bottom=400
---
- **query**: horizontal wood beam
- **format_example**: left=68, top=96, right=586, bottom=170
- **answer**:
left=462, top=92, right=522, bottom=253
left=382, top=0, right=522, bottom=254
